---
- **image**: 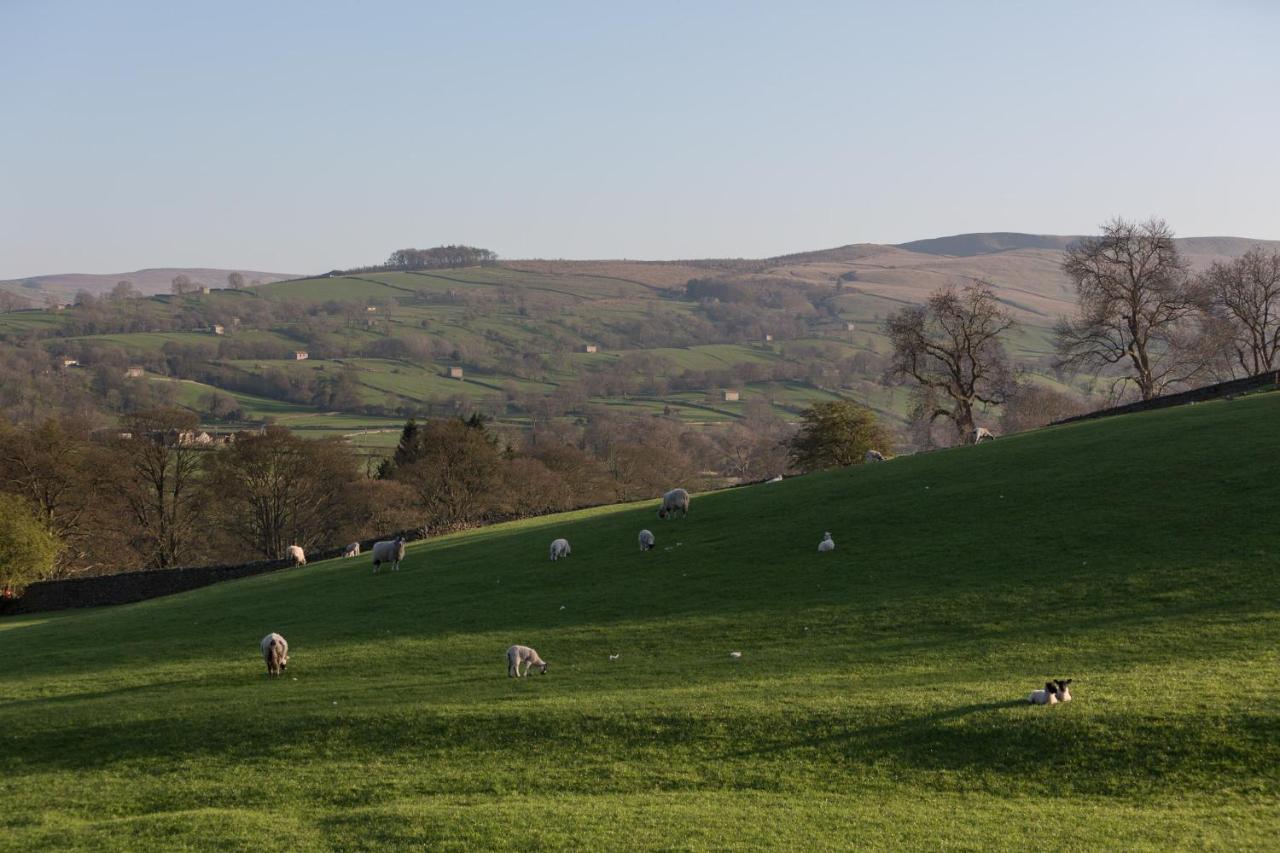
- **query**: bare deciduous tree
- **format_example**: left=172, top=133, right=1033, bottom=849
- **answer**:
left=1199, top=246, right=1280, bottom=377
left=227, top=271, right=246, bottom=290
left=171, top=274, right=193, bottom=295
left=887, top=281, right=1014, bottom=440
left=113, top=409, right=204, bottom=568
left=1055, top=218, right=1210, bottom=400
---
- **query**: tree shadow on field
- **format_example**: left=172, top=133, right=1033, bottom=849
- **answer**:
left=0, top=679, right=193, bottom=712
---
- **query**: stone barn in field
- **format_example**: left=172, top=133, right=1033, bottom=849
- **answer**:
left=722, top=390, right=740, bottom=402
left=294, top=351, right=309, bottom=361
left=447, top=366, right=464, bottom=380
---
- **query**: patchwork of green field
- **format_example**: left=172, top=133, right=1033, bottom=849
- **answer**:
left=2, top=394, right=1276, bottom=849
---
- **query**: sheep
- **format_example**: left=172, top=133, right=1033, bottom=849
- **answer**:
left=972, top=426, right=995, bottom=444
left=1028, top=681, right=1059, bottom=705
left=549, top=538, right=571, bottom=561
left=657, top=487, right=691, bottom=520
left=638, top=529, right=655, bottom=551
left=342, top=542, right=361, bottom=558
left=507, top=644, right=548, bottom=677
left=261, top=633, right=289, bottom=677
left=1053, top=678, right=1073, bottom=702
left=286, top=545, right=306, bottom=566
left=818, top=532, right=835, bottom=553
left=766, top=474, right=784, bottom=483
left=865, top=449, right=885, bottom=463
left=370, top=536, right=406, bottom=573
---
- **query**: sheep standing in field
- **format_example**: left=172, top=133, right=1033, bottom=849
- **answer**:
left=1053, top=678, right=1073, bottom=702
left=549, top=538, right=571, bottom=561
left=818, top=532, right=835, bottom=553
left=507, top=644, right=548, bottom=677
left=286, top=545, right=306, bottom=566
left=343, top=542, right=361, bottom=558
left=638, top=529, right=655, bottom=551
left=261, top=633, right=289, bottom=677
left=972, top=426, right=995, bottom=444
left=865, top=449, right=885, bottom=463
left=657, top=488, right=691, bottom=520
left=1028, top=681, right=1059, bottom=705
left=371, top=536, right=406, bottom=573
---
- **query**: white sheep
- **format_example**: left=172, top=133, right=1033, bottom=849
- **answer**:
left=865, top=449, right=885, bottom=463
left=1028, top=681, right=1059, bottom=705
left=657, top=487, right=691, bottom=520
left=286, top=545, right=306, bottom=566
left=818, top=532, right=835, bottom=553
left=766, top=474, right=784, bottom=483
left=972, top=426, right=995, bottom=444
left=370, top=536, right=406, bottom=573
left=507, top=644, right=548, bottom=677
left=549, top=538, right=571, bottom=561
left=638, top=529, right=655, bottom=551
left=342, top=542, right=361, bottom=558
left=261, top=633, right=289, bottom=677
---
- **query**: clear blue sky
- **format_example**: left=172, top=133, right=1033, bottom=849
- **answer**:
left=2, top=1, right=1278, bottom=278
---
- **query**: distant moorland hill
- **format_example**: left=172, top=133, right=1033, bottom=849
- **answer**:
left=0, top=268, right=299, bottom=302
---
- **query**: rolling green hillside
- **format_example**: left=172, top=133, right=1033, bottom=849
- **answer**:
left=2, top=392, right=1277, bottom=849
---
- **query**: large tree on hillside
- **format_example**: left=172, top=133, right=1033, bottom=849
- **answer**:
left=205, top=427, right=357, bottom=558
left=393, top=417, right=501, bottom=532
left=112, top=409, right=204, bottom=568
left=1055, top=218, right=1210, bottom=400
left=1199, top=246, right=1280, bottom=377
left=0, top=494, right=60, bottom=593
left=787, top=401, right=892, bottom=473
left=887, top=281, right=1014, bottom=440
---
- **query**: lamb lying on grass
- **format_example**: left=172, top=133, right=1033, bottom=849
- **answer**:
left=550, top=538, right=571, bottom=561
left=342, top=542, right=360, bottom=558
left=370, top=536, right=406, bottom=573
left=286, top=545, right=306, bottom=566
left=818, top=532, right=835, bottom=552
left=657, top=487, right=690, bottom=519
left=507, top=644, right=548, bottom=677
left=1028, top=681, right=1059, bottom=705
left=1053, top=678, right=1073, bottom=701
left=261, top=633, right=289, bottom=677
left=638, top=529, right=655, bottom=551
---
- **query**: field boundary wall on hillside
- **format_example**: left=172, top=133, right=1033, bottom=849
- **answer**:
left=1053, top=370, right=1279, bottom=426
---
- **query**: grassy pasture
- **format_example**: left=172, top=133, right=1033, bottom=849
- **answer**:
left=1, top=393, right=1277, bottom=849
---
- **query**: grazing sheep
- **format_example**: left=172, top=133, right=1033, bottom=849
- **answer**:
left=261, top=633, right=289, bottom=677
left=371, top=536, right=406, bottom=573
left=818, top=532, right=835, bottom=553
left=286, top=545, right=306, bottom=566
left=638, top=529, right=655, bottom=551
left=1028, top=681, right=1059, bottom=705
left=1054, top=678, right=1073, bottom=702
left=549, top=538, right=571, bottom=561
left=729, top=651, right=742, bottom=659
left=865, top=449, right=885, bottom=463
left=657, top=488, right=691, bottom=520
left=766, top=474, right=784, bottom=483
left=507, top=644, right=548, bottom=677
left=342, top=542, right=361, bottom=558
left=972, top=426, right=995, bottom=444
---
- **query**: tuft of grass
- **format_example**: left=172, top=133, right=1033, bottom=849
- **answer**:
left=2, top=393, right=1278, bottom=849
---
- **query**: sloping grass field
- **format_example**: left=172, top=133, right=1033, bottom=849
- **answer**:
left=2, top=394, right=1277, bottom=849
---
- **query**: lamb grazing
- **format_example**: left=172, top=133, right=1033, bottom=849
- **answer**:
left=1028, top=681, right=1059, bottom=705
left=818, top=532, right=835, bottom=553
left=286, top=545, right=306, bottom=566
left=864, top=449, right=885, bottom=463
left=370, top=536, right=406, bottom=573
left=1053, top=678, right=1073, bottom=702
left=972, top=426, right=995, bottom=444
left=342, top=542, right=361, bottom=558
left=549, top=538, right=571, bottom=561
left=261, top=633, right=289, bottom=677
left=507, top=644, right=548, bottom=677
left=638, top=529, right=655, bottom=551
left=657, top=487, right=691, bottom=520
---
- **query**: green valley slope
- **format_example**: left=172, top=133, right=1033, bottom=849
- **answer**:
left=2, top=391, right=1277, bottom=848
